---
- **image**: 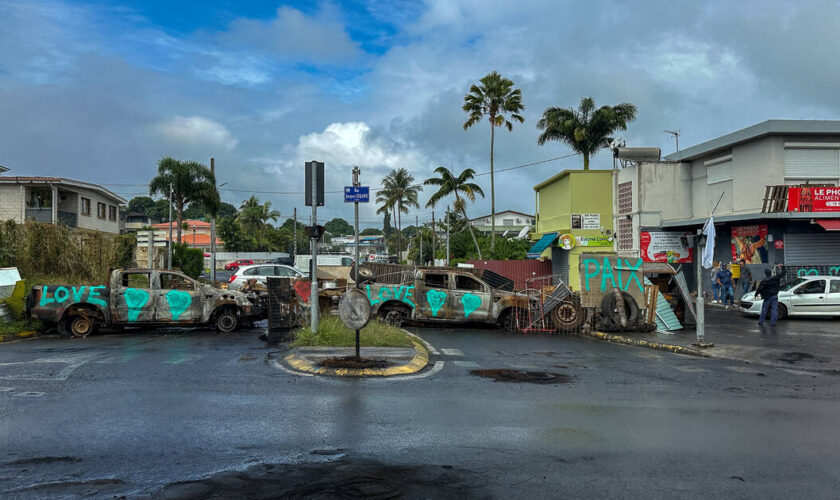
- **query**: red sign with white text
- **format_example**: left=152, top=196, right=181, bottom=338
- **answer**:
left=640, top=231, right=693, bottom=263
left=787, top=187, right=840, bottom=212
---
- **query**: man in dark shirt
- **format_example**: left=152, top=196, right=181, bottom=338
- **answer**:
left=756, top=263, right=787, bottom=327
left=716, top=264, right=735, bottom=308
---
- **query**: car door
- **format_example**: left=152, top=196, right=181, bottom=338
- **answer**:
left=451, top=274, right=492, bottom=322
left=273, top=266, right=297, bottom=278
left=112, top=271, right=155, bottom=324
left=254, top=265, right=277, bottom=285
left=826, top=279, right=840, bottom=315
left=415, top=272, right=451, bottom=320
left=789, top=279, right=827, bottom=315
left=155, top=272, right=201, bottom=323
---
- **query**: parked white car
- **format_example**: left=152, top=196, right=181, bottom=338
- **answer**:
left=739, top=276, right=840, bottom=318
left=227, top=264, right=306, bottom=291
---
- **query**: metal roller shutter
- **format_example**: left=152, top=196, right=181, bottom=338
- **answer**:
left=784, top=232, right=840, bottom=265
left=551, top=247, right=569, bottom=285
left=784, top=148, right=840, bottom=179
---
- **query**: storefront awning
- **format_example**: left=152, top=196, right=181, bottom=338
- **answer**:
left=527, top=232, right=558, bottom=259
left=816, top=219, right=840, bottom=231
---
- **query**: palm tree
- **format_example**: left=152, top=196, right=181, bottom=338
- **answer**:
left=237, top=195, right=280, bottom=249
left=462, top=70, right=524, bottom=251
left=424, top=165, right=485, bottom=259
left=149, top=157, right=219, bottom=244
left=376, top=168, right=422, bottom=258
left=536, top=97, right=637, bottom=170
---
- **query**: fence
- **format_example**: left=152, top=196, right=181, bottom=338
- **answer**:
left=465, top=259, right=553, bottom=290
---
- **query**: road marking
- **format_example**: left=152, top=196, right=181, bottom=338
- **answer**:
left=454, top=360, right=478, bottom=368
left=726, top=366, right=760, bottom=374
left=0, top=387, right=15, bottom=392
left=674, top=366, right=709, bottom=373
left=13, top=391, right=45, bottom=397
left=441, top=348, right=463, bottom=356
left=0, top=353, right=94, bottom=381
left=163, top=354, right=203, bottom=365
left=268, top=356, right=314, bottom=377
left=379, top=361, right=445, bottom=381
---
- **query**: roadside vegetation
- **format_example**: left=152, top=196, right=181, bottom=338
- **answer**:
left=0, top=318, right=45, bottom=338
left=291, top=315, right=414, bottom=348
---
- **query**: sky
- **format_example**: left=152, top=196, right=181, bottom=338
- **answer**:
left=2, top=0, right=839, bottom=229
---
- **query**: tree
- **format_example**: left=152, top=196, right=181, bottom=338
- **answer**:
left=149, top=157, right=219, bottom=244
left=382, top=210, right=392, bottom=236
left=424, top=165, right=485, bottom=259
left=463, top=70, right=524, bottom=252
left=237, top=195, right=280, bottom=251
left=127, top=196, right=155, bottom=215
left=183, top=201, right=236, bottom=221
left=148, top=198, right=173, bottom=222
left=325, top=217, right=353, bottom=236
left=537, top=97, right=637, bottom=170
left=360, top=227, right=381, bottom=236
left=376, top=168, right=422, bottom=257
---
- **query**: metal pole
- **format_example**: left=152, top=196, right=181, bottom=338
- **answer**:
left=696, top=229, right=705, bottom=342
left=446, top=206, right=450, bottom=268
left=147, top=233, right=153, bottom=269
left=168, top=184, right=173, bottom=270
left=293, top=207, right=297, bottom=260
left=353, top=166, right=361, bottom=359
left=210, top=158, right=216, bottom=283
left=432, top=210, right=436, bottom=267
left=417, top=215, right=421, bottom=266
left=310, top=166, right=319, bottom=334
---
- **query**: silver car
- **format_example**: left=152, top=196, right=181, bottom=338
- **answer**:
left=739, top=275, right=840, bottom=319
left=228, top=264, right=306, bottom=291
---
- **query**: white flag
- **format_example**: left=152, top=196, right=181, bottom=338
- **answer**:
left=702, top=216, right=715, bottom=269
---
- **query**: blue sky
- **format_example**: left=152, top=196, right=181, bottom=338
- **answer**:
left=2, top=0, right=839, bottom=227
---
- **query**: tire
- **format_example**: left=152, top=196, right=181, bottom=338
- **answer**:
left=68, top=315, right=96, bottom=338
left=551, top=296, right=583, bottom=331
left=600, top=292, right=640, bottom=327
left=215, top=308, right=238, bottom=333
left=380, top=307, right=408, bottom=327
left=351, top=263, right=376, bottom=284
left=777, top=303, right=788, bottom=320
left=500, top=308, right=525, bottom=332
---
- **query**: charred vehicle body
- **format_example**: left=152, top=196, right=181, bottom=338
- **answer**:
left=26, top=269, right=265, bottom=337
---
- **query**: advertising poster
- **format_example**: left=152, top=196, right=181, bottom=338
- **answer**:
left=640, top=231, right=693, bottom=263
left=787, top=187, right=840, bottom=212
left=731, top=224, right=768, bottom=263
left=571, top=213, right=601, bottom=230
left=574, top=235, right=613, bottom=247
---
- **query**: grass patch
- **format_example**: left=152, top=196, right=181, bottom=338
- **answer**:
left=0, top=318, right=45, bottom=338
left=291, top=315, right=414, bottom=348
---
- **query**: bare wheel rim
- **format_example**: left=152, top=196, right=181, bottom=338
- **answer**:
left=384, top=310, right=403, bottom=326
left=217, top=313, right=237, bottom=332
left=70, top=317, right=92, bottom=337
left=555, top=303, right=579, bottom=325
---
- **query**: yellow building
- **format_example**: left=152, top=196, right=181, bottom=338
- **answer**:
left=529, top=170, right=615, bottom=289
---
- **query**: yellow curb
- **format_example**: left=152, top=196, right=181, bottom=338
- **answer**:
left=586, top=331, right=711, bottom=358
left=283, top=340, right=430, bottom=377
left=16, top=330, right=37, bottom=338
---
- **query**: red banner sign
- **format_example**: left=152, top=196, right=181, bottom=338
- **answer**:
left=640, top=231, right=693, bottom=263
left=787, top=187, right=840, bottom=212
left=732, top=224, right=768, bottom=263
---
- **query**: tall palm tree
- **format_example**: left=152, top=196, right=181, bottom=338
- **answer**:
left=377, top=168, right=422, bottom=258
left=463, top=70, right=524, bottom=251
left=537, top=97, right=637, bottom=170
left=149, top=157, right=219, bottom=244
left=237, top=195, right=280, bottom=249
left=424, top=165, right=485, bottom=259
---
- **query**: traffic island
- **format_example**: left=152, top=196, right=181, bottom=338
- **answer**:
left=584, top=330, right=711, bottom=358
left=282, top=341, right=429, bottom=377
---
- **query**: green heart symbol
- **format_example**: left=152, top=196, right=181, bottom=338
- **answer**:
left=124, top=288, right=149, bottom=322
left=426, top=289, right=447, bottom=317
left=166, top=290, right=192, bottom=321
left=460, top=293, right=482, bottom=318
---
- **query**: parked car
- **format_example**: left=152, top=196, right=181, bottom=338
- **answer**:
left=228, top=264, right=307, bottom=291
left=739, top=275, right=840, bottom=318
left=224, top=259, right=254, bottom=271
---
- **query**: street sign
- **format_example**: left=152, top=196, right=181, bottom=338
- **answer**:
left=344, top=186, right=369, bottom=203
left=338, top=288, right=371, bottom=331
left=305, top=161, right=325, bottom=207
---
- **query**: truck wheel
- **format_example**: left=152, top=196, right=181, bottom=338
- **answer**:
left=501, top=308, right=526, bottom=332
left=350, top=263, right=376, bottom=284
left=215, top=308, right=238, bottom=333
left=380, top=307, right=407, bottom=327
left=68, top=315, right=96, bottom=338
left=551, top=296, right=583, bottom=331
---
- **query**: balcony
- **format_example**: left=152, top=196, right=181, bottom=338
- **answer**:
left=23, top=208, right=78, bottom=227
left=58, top=211, right=77, bottom=227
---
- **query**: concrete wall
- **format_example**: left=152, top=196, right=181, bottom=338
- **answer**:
left=0, top=185, right=23, bottom=222
left=74, top=186, right=121, bottom=233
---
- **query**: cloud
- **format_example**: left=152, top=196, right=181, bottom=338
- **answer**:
left=154, top=116, right=238, bottom=151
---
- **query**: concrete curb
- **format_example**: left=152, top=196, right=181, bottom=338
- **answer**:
left=0, top=330, right=38, bottom=343
left=585, top=331, right=711, bottom=358
left=283, top=339, right=430, bottom=377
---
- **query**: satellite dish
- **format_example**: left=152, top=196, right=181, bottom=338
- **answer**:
left=502, top=230, right=510, bottom=237
left=516, top=226, right=529, bottom=239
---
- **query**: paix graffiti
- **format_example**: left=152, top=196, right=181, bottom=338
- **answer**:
left=581, top=257, right=644, bottom=292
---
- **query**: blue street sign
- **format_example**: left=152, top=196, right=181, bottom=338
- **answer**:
left=344, top=186, right=370, bottom=203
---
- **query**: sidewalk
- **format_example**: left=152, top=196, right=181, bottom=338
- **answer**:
left=625, top=307, right=840, bottom=373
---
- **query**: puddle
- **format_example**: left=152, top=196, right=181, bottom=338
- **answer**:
left=470, top=369, right=571, bottom=384
left=778, top=352, right=815, bottom=364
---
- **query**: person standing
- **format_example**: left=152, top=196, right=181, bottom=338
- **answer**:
left=739, top=260, right=753, bottom=298
left=716, top=263, right=735, bottom=309
left=710, top=263, right=721, bottom=303
left=756, top=263, right=787, bottom=327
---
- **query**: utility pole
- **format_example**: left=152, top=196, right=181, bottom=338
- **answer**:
left=446, top=206, right=450, bottom=268
left=431, top=210, right=436, bottom=267
left=417, top=215, right=421, bottom=266
left=305, top=161, right=324, bottom=334
left=352, top=166, right=361, bottom=359
left=696, top=229, right=704, bottom=342
left=293, top=207, right=297, bottom=261
left=210, top=158, right=216, bottom=283
left=167, top=183, right=173, bottom=270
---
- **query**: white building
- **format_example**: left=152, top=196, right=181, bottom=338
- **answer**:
left=469, top=210, right=535, bottom=235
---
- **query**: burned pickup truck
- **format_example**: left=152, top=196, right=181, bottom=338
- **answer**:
left=26, top=268, right=264, bottom=337
left=362, top=268, right=534, bottom=330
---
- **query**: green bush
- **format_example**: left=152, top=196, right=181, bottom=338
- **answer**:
left=172, top=243, right=204, bottom=278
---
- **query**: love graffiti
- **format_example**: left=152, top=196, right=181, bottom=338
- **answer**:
left=366, top=284, right=416, bottom=309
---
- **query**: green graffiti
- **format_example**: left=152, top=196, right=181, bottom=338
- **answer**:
left=583, top=257, right=644, bottom=292
left=426, top=289, right=447, bottom=317
left=582, top=259, right=601, bottom=291
left=72, top=286, right=87, bottom=302
left=621, top=258, right=644, bottom=291
left=54, top=286, right=69, bottom=303
left=460, top=293, right=481, bottom=318
left=87, top=286, right=107, bottom=307
left=166, top=290, right=192, bottom=321
left=366, top=284, right=416, bottom=309
left=39, top=286, right=55, bottom=306
left=123, top=288, right=149, bottom=322
left=601, top=260, right=618, bottom=290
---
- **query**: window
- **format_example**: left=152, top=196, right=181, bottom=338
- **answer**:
left=425, top=273, right=448, bottom=288
left=484, top=219, right=491, bottom=226
left=797, top=280, right=826, bottom=295
left=705, top=155, right=733, bottom=184
left=81, top=197, right=91, bottom=216
left=273, top=266, right=295, bottom=277
left=831, top=280, right=840, bottom=294
left=784, top=147, right=840, bottom=179
left=108, top=205, right=117, bottom=221
left=455, top=275, right=484, bottom=291
left=97, top=202, right=106, bottom=219
left=161, top=273, right=195, bottom=290
left=121, top=272, right=150, bottom=288
left=502, top=218, right=514, bottom=226
left=242, top=267, right=259, bottom=276
left=258, top=266, right=276, bottom=276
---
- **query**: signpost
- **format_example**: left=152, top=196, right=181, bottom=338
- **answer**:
left=305, top=161, right=324, bottom=334
left=136, top=230, right=167, bottom=269
left=345, top=167, right=368, bottom=358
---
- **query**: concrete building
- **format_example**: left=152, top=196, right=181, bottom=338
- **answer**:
left=530, top=170, right=614, bottom=289
left=0, top=168, right=126, bottom=234
left=614, top=119, right=840, bottom=292
left=122, top=212, right=159, bottom=234
left=469, top=210, right=535, bottom=236
left=151, top=220, right=222, bottom=252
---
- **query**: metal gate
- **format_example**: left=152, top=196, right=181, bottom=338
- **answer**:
left=784, top=233, right=840, bottom=265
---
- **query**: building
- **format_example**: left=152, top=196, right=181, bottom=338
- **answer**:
left=614, top=119, right=840, bottom=292
left=469, top=210, right=535, bottom=235
left=122, top=211, right=159, bottom=234
left=329, top=234, right=387, bottom=256
left=530, top=169, right=615, bottom=289
left=151, top=220, right=222, bottom=252
left=0, top=168, right=126, bottom=234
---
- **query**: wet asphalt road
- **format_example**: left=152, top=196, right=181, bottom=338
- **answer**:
left=1, top=322, right=840, bottom=498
